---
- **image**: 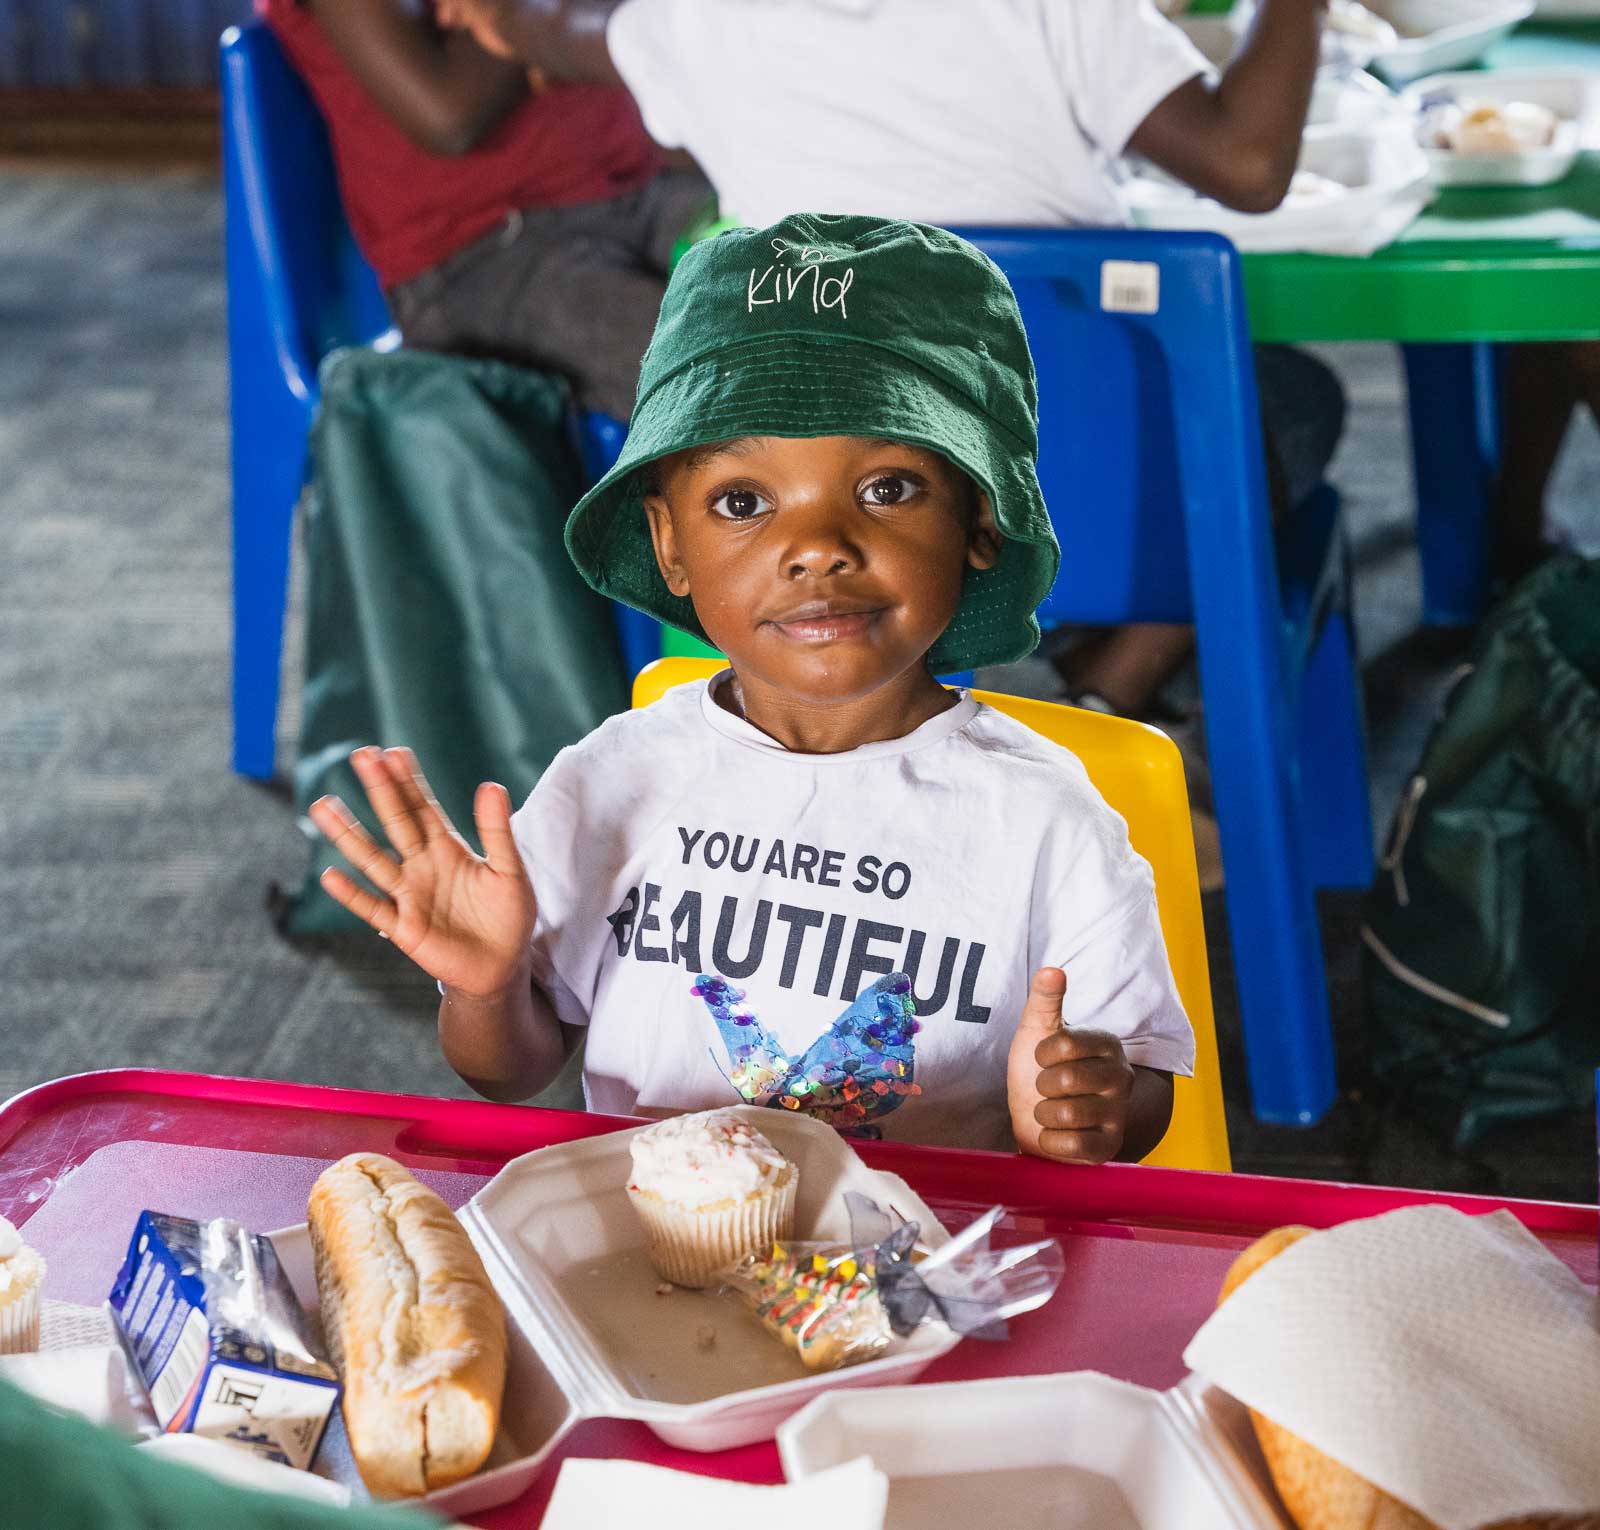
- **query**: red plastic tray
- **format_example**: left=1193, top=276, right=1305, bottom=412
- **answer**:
left=3, top=1069, right=1594, bottom=1527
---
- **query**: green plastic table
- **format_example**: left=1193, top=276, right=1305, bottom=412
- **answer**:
left=1236, top=19, right=1600, bottom=623
left=1244, top=23, right=1600, bottom=343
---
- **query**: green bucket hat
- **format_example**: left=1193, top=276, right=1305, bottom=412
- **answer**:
left=565, top=214, right=1060, bottom=674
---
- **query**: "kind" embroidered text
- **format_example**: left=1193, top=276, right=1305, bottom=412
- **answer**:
left=746, top=238, right=854, bottom=318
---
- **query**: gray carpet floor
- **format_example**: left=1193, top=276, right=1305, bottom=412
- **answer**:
left=2, top=164, right=1597, bottom=1200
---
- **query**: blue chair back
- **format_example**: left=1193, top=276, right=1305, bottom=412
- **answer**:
left=958, top=229, right=1274, bottom=631
left=957, top=228, right=1366, bottom=1127
left=221, top=21, right=390, bottom=408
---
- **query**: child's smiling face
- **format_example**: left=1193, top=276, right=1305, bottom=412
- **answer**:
left=643, top=435, right=1001, bottom=709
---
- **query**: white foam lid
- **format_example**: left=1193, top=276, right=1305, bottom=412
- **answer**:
left=779, top=1371, right=1295, bottom=1530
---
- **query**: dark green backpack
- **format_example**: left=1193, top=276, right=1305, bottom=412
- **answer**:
left=1363, top=556, right=1600, bottom=1147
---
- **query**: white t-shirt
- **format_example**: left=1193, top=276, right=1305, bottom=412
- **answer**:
left=606, top=0, right=1206, bottom=230
left=513, top=677, right=1193, bottom=1152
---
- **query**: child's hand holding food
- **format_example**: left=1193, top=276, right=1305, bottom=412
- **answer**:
left=310, top=747, right=537, bottom=1000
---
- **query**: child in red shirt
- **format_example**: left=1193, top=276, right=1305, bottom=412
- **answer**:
left=263, top=0, right=713, bottom=419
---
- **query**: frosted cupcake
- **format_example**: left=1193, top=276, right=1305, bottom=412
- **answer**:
left=0, top=1216, right=45, bottom=1353
left=626, top=1111, right=798, bottom=1288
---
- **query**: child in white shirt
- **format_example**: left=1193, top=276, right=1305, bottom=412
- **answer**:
left=440, top=0, right=1328, bottom=228
left=312, top=214, right=1194, bottom=1160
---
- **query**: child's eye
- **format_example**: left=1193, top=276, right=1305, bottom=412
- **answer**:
left=860, top=474, right=923, bottom=508
left=710, top=488, right=773, bottom=520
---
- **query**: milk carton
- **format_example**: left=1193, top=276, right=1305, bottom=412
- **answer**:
left=109, top=1211, right=340, bottom=1471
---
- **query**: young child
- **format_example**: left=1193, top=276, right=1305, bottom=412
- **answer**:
left=264, top=0, right=712, bottom=419
left=310, top=215, right=1195, bottom=1164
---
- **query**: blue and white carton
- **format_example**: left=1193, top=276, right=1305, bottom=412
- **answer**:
left=109, top=1211, right=340, bottom=1470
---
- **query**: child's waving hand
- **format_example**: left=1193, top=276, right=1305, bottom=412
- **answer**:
left=310, top=747, right=537, bottom=1000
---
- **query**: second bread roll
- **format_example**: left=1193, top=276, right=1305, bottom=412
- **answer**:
left=1217, top=1228, right=1567, bottom=1530
left=308, top=1153, right=506, bottom=1498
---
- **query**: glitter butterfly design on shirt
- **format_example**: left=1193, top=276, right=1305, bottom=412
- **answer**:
left=692, top=971, right=922, bottom=1132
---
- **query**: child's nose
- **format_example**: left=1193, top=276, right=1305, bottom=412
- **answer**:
left=780, top=501, right=863, bottom=579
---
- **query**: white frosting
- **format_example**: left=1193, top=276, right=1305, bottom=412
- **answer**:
left=628, top=1110, right=793, bottom=1209
left=0, top=1217, right=42, bottom=1299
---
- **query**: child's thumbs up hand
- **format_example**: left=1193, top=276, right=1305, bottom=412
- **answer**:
left=1007, top=966, right=1134, bottom=1164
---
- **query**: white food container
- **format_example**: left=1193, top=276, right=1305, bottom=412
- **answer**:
left=1404, top=68, right=1596, bottom=186
left=779, top=1372, right=1294, bottom=1530
left=1363, top=0, right=1537, bottom=84
left=271, top=1107, right=959, bottom=1518
left=1120, top=126, right=1430, bottom=254
left=1307, top=71, right=1409, bottom=137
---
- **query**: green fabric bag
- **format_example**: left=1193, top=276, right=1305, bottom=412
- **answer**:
left=1363, top=556, right=1600, bottom=1146
left=282, top=348, right=629, bottom=934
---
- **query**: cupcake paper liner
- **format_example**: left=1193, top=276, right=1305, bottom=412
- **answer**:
left=629, top=1172, right=798, bottom=1288
left=0, top=1276, right=43, bottom=1355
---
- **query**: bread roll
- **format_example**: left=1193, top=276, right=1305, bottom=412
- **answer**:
left=308, top=1153, right=506, bottom=1498
left=1217, top=1228, right=1578, bottom=1530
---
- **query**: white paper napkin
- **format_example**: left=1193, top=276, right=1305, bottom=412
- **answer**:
left=138, top=1435, right=352, bottom=1508
left=1184, top=1206, right=1600, bottom=1530
left=0, top=1301, right=152, bottom=1437
left=542, top=1456, right=888, bottom=1530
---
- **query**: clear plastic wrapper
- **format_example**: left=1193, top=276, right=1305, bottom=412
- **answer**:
left=721, top=1193, right=1063, bottom=1373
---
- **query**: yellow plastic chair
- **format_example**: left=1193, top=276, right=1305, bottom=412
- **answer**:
left=632, top=658, right=1231, bottom=1172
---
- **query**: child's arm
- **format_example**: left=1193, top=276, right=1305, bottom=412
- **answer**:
left=435, top=0, right=625, bottom=85
left=1127, top=0, right=1327, bottom=214
left=310, top=746, right=572, bottom=1102
left=309, top=0, right=531, bottom=156
left=1006, top=967, right=1175, bottom=1164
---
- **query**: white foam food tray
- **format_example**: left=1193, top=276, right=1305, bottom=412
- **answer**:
left=1404, top=68, right=1596, bottom=185
left=1121, top=126, right=1430, bottom=253
left=779, top=1371, right=1295, bottom=1530
left=273, top=1108, right=958, bottom=1517
left=1308, top=71, right=1408, bottom=137
left=1364, top=0, right=1537, bottom=84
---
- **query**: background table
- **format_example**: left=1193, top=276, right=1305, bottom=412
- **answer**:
left=1197, top=13, right=1600, bottom=620
left=1244, top=24, right=1600, bottom=343
left=2, top=1070, right=1593, bottom=1527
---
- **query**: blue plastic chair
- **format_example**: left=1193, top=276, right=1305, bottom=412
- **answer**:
left=221, top=20, right=654, bottom=780
left=958, top=227, right=1373, bottom=1126
left=571, top=411, right=663, bottom=680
